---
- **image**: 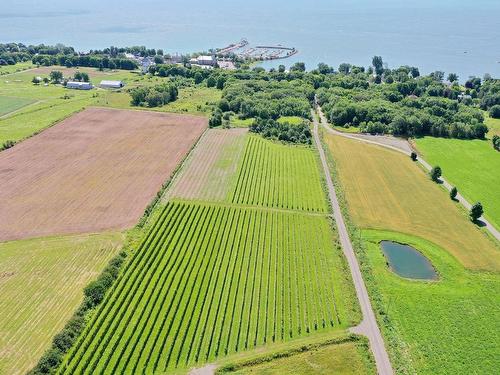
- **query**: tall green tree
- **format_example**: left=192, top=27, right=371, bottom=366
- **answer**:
left=469, top=202, right=483, bottom=222
left=372, top=56, right=384, bottom=75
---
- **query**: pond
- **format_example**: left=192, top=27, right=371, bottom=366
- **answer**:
left=380, top=241, right=438, bottom=280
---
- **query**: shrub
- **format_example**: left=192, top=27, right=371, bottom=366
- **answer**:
left=493, top=135, right=500, bottom=151
left=1, top=140, right=15, bottom=151
left=430, top=166, right=442, bottom=182
left=489, top=105, right=500, bottom=119
left=450, top=186, right=458, bottom=200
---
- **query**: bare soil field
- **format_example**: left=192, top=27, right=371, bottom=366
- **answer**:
left=165, top=128, right=247, bottom=202
left=0, top=108, right=207, bottom=241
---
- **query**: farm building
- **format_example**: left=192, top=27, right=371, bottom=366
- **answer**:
left=100, top=80, right=125, bottom=89
left=66, top=81, right=93, bottom=90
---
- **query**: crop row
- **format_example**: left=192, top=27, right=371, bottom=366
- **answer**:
left=59, top=201, right=340, bottom=374
left=230, top=136, right=327, bottom=212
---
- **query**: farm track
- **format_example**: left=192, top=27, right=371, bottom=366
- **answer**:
left=312, top=109, right=394, bottom=375
left=59, top=200, right=343, bottom=374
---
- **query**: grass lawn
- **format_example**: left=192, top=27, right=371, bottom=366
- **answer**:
left=231, top=117, right=254, bottom=128
left=0, top=62, right=35, bottom=76
left=97, top=85, right=221, bottom=117
left=277, top=116, right=304, bottom=125
left=333, top=125, right=361, bottom=133
left=415, top=136, right=500, bottom=231
left=485, top=113, right=500, bottom=136
left=0, top=232, right=124, bottom=375
left=362, top=229, right=500, bottom=374
left=324, top=132, right=500, bottom=271
left=0, top=96, right=35, bottom=116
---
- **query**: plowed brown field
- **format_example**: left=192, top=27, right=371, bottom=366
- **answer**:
left=0, top=107, right=207, bottom=241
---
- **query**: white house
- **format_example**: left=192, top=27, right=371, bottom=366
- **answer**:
left=190, top=55, right=216, bottom=66
left=66, top=81, right=93, bottom=90
left=100, top=80, right=125, bottom=89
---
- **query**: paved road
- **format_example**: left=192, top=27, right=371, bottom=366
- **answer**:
left=312, top=110, right=394, bottom=375
left=317, top=106, right=500, bottom=242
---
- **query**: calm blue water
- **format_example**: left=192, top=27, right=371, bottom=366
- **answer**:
left=380, top=241, right=437, bottom=280
left=1, top=0, right=499, bottom=79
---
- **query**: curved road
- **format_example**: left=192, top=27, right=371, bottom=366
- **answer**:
left=312, top=110, right=394, bottom=375
left=317, top=106, right=500, bottom=242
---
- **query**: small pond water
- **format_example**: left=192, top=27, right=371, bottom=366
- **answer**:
left=380, top=241, right=438, bottom=280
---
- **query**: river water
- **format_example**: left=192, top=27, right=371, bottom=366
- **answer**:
left=1, top=0, right=499, bottom=79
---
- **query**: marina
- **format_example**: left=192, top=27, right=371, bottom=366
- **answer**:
left=216, top=39, right=298, bottom=61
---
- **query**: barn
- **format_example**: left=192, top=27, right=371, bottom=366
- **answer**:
left=100, top=80, right=125, bottom=89
left=66, top=81, right=93, bottom=90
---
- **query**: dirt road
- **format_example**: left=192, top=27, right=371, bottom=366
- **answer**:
left=312, top=110, right=393, bottom=375
left=317, top=106, right=500, bottom=242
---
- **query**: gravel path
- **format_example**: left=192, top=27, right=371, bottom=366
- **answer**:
left=312, top=109, right=394, bottom=375
left=317, top=106, right=500, bottom=242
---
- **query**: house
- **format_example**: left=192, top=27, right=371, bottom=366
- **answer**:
left=190, top=55, right=216, bottom=66
left=140, top=56, right=155, bottom=73
left=100, top=80, right=125, bottom=89
left=66, top=81, right=93, bottom=90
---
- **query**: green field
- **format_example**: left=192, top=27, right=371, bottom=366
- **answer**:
left=230, top=340, right=372, bottom=374
left=416, top=136, right=500, bottom=230
left=0, top=233, right=123, bottom=375
left=325, top=132, right=500, bottom=272
left=230, top=136, right=327, bottom=212
left=363, top=230, right=500, bottom=374
left=59, top=200, right=355, bottom=374
left=0, top=96, right=35, bottom=116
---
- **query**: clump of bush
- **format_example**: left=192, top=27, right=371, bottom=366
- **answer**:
left=29, top=251, right=127, bottom=374
left=130, top=83, right=178, bottom=107
left=1, top=140, right=15, bottom=151
left=493, top=135, right=500, bottom=151
left=488, top=105, right=500, bottom=119
left=250, top=117, right=312, bottom=144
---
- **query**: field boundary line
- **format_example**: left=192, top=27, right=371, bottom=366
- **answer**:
left=316, top=105, right=500, bottom=242
left=312, top=107, right=394, bottom=375
left=169, top=198, right=328, bottom=217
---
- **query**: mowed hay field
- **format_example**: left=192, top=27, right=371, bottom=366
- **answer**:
left=0, top=232, right=123, bottom=375
left=416, top=136, right=500, bottom=230
left=0, top=96, right=34, bottom=116
left=166, top=128, right=248, bottom=202
left=0, top=108, right=207, bottom=241
left=59, top=201, right=356, bottom=374
left=325, top=133, right=500, bottom=271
